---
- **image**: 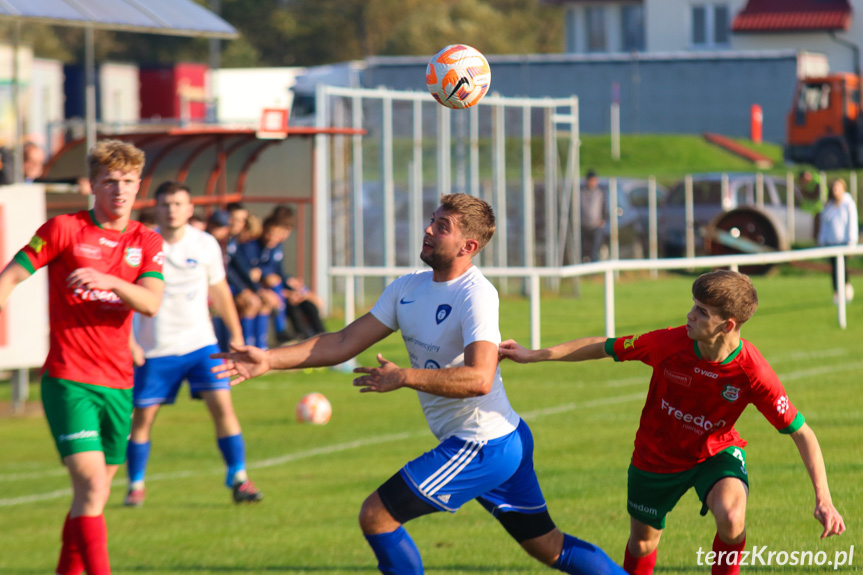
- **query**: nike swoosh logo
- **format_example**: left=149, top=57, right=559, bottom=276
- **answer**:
left=400, top=298, right=415, bottom=304
left=445, top=76, right=469, bottom=101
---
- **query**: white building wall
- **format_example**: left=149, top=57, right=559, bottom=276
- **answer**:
left=100, top=62, right=140, bottom=126
left=211, top=67, right=305, bottom=125
left=29, top=58, right=64, bottom=153
left=562, top=2, right=641, bottom=53
left=645, top=0, right=747, bottom=52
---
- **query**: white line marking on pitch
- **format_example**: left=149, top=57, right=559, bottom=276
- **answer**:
left=1, top=357, right=859, bottom=507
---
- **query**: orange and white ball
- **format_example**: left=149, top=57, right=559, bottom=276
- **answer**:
left=426, top=44, right=491, bottom=109
left=295, top=392, right=332, bottom=425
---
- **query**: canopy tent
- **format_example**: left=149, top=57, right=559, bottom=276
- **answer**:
left=0, top=0, right=238, bottom=181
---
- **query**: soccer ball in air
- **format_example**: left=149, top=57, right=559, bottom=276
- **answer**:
left=295, top=392, right=332, bottom=425
left=426, top=44, right=491, bottom=109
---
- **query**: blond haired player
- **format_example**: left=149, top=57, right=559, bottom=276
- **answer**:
left=0, top=140, right=164, bottom=575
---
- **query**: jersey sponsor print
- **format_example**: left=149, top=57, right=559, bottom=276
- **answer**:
left=607, top=326, right=803, bottom=473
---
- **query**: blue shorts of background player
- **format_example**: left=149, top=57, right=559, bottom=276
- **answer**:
left=133, top=344, right=228, bottom=407
left=125, top=343, right=262, bottom=505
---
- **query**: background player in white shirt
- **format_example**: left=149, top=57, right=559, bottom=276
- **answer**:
left=213, top=194, right=625, bottom=574
left=126, top=181, right=263, bottom=506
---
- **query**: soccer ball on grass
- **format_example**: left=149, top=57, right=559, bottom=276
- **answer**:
left=295, top=392, right=332, bottom=425
left=426, top=44, right=491, bottom=109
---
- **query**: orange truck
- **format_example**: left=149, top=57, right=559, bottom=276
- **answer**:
left=785, top=72, right=863, bottom=169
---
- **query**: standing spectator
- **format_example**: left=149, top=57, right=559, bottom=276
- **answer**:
left=0, top=140, right=164, bottom=575
left=581, top=169, right=607, bottom=263
left=212, top=194, right=625, bottom=575
left=817, top=178, right=858, bottom=303
left=125, top=181, right=262, bottom=507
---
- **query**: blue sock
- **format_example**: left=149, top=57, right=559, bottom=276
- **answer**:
left=126, top=440, right=151, bottom=485
left=553, top=534, right=626, bottom=574
left=212, top=317, right=229, bottom=352
left=217, top=434, right=247, bottom=487
left=364, top=526, right=423, bottom=575
left=241, top=317, right=256, bottom=346
left=255, top=314, right=270, bottom=349
left=274, top=307, right=288, bottom=334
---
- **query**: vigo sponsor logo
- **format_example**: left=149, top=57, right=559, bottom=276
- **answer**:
left=660, top=398, right=726, bottom=433
left=59, top=429, right=99, bottom=442
left=623, top=335, right=640, bottom=350
left=74, top=244, right=102, bottom=260
left=627, top=499, right=658, bottom=516
left=665, top=368, right=692, bottom=387
left=99, top=237, right=118, bottom=248
left=694, top=366, right=719, bottom=379
left=75, top=287, right=123, bottom=304
left=775, top=395, right=789, bottom=415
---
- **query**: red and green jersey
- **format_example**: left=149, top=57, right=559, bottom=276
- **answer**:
left=14, top=210, right=164, bottom=389
left=606, top=326, right=804, bottom=473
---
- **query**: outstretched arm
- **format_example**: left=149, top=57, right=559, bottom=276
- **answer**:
left=790, top=423, right=845, bottom=539
left=212, top=312, right=394, bottom=384
left=499, top=336, right=609, bottom=364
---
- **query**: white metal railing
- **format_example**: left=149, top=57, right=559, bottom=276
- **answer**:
left=331, top=245, right=863, bottom=350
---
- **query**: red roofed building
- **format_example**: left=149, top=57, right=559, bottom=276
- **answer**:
left=733, top=0, right=852, bottom=33
left=545, top=0, right=861, bottom=73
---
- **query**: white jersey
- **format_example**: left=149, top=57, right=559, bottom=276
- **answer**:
left=370, top=266, right=520, bottom=442
left=135, top=225, right=225, bottom=358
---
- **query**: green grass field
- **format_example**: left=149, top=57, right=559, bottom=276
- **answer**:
left=1, top=273, right=861, bottom=574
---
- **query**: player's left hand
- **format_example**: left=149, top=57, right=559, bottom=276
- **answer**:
left=353, top=354, right=403, bottom=393
left=67, top=267, right=116, bottom=291
left=814, top=501, right=846, bottom=539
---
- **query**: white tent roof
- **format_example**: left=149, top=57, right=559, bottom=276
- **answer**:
left=0, top=0, right=237, bottom=38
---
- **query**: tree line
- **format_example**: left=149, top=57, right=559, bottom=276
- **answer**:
left=3, top=0, right=564, bottom=68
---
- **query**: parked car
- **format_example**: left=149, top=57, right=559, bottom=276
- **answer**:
left=657, top=173, right=815, bottom=257
left=587, top=177, right=669, bottom=260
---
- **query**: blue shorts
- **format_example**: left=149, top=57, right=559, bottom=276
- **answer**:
left=133, top=344, right=228, bottom=408
left=399, top=418, right=547, bottom=515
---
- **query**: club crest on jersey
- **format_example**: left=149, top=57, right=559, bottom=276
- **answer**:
left=435, top=304, right=452, bottom=324
left=623, top=335, right=640, bottom=350
left=29, top=235, right=46, bottom=253
left=124, top=247, right=142, bottom=267
left=721, top=385, right=740, bottom=402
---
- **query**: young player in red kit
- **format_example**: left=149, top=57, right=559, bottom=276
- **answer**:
left=0, top=139, right=164, bottom=575
left=499, top=270, right=845, bottom=575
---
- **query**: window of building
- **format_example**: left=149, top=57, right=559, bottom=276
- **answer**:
left=621, top=5, right=645, bottom=52
left=585, top=6, right=607, bottom=52
left=691, top=4, right=730, bottom=48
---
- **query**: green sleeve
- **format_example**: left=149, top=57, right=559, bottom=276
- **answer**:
left=13, top=251, right=35, bottom=275
left=779, top=412, right=805, bottom=434
left=604, top=338, right=620, bottom=362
